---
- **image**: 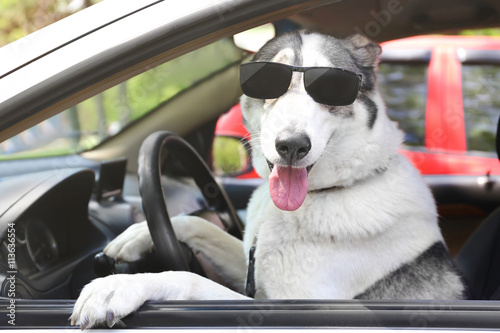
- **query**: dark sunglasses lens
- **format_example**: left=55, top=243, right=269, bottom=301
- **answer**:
left=240, top=63, right=292, bottom=99
left=304, top=68, right=360, bottom=106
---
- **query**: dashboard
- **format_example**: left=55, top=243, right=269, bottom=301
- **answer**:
left=0, top=169, right=118, bottom=299
left=0, top=163, right=213, bottom=300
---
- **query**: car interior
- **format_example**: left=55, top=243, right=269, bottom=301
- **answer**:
left=2, top=0, right=500, bottom=329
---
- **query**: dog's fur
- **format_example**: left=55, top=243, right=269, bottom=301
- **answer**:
left=71, top=31, right=466, bottom=329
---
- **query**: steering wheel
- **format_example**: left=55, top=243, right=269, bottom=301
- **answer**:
left=137, top=131, right=244, bottom=272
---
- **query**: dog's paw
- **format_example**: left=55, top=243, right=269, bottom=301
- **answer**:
left=71, top=271, right=249, bottom=329
left=104, top=221, right=153, bottom=262
left=70, top=274, right=148, bottom=329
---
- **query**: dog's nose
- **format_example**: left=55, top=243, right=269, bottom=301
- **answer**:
left=275, top=132, right=311, bottom=163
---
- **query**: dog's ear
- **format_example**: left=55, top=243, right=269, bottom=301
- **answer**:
left=344, top=34, right=381, bottom=68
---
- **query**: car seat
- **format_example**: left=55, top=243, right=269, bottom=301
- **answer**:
left=454, top=115, right=500, bottom=300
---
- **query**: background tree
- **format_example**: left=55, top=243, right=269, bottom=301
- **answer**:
left=0, top=0, right=99, bottom=47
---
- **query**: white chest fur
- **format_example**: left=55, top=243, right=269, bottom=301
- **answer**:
left=245, top=155, right=442, bottom=300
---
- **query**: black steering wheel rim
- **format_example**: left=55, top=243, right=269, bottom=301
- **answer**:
left=138, top=131, right=243, bottom=271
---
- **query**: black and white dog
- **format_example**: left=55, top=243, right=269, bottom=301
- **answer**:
left=71, top=31, right=466, bottom=329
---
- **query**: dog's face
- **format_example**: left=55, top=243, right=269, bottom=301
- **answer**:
left=241, top=32, right=403, bottom=211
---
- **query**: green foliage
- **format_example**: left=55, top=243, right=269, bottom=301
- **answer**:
left=0, top=0, right=101, bottom=47
left=459, top=28, right=500, bottom=36
left=212, top=137, right=250, bottom=176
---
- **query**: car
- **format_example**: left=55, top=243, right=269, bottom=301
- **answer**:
left=2, top=0, right=500, bottom=331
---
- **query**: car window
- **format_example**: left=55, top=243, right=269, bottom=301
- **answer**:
left=378, top=62, right=428, bottom=147
left=462, top=64, right=499, bottom=153
left=0, top=38, right=244, bottom=160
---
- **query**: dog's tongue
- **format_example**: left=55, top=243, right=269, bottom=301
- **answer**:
left=269, top=165, right=308, bottom=211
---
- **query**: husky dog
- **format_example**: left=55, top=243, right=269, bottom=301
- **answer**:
left=71, top=31, right=466, bottom=329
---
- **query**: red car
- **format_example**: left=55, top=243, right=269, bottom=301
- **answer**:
left=215, top=35, right=500, bottom=179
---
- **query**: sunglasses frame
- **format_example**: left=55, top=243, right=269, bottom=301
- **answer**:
left=240, top=61, right=363, bottom=106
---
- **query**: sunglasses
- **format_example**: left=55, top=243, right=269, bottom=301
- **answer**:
left=240, top=61, right=363, bottom=106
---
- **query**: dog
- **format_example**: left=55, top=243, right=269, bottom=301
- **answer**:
left=71, top=31, right=466, bottom=329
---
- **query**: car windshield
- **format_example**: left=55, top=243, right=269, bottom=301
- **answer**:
left=0, top=38, right=245, bottom=160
